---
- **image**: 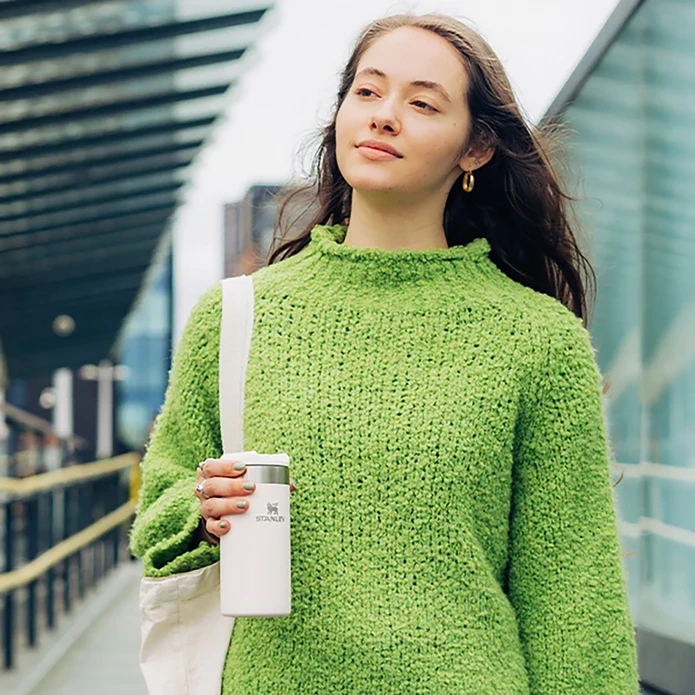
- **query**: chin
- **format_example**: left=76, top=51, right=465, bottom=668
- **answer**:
left=351, top=180, right=401, bottom=194
left=342, top=168, right=405, bottom=194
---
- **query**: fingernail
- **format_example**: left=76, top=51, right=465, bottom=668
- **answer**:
left=219, top=521, right=227, bottom=529
left=242, top=482, right=254, bottom=491
left=233, top=462, right=245, bottom=471
left=236, top=500, right=248, bottom=509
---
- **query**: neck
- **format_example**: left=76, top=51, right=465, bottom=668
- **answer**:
left=343, top=190, right=450, bottom=251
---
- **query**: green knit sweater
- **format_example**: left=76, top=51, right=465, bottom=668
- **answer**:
left=130, top=223, right=640, bottom=694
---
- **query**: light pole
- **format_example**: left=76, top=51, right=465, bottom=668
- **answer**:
left=79, top=361, right=129, bottom=459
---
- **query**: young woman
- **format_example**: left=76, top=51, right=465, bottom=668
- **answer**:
left=131, top=13, right=640, bottom=694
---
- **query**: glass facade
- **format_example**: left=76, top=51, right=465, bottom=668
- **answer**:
left=563, top=0, right=695, bottom=647
left=115, top=251, right=172, bottom=452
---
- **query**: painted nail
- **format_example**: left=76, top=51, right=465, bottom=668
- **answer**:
left=219, top=521, right=228, bottom=529
left=242, top=482, right=254, bottom=491
left=236, top=500, right=248, bottom=509
left=233, top=462, right=245, bottom=471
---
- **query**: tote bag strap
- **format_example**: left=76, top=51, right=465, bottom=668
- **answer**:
left=219, top=275, right=255, bottom=453
left=139, top=275, right=253, bottom=695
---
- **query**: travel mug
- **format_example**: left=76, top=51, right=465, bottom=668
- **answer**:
left=219, top=451, right=291, bottom=617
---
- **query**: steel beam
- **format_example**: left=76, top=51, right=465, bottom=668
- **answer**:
left=0, top=11, right=268, bottom=66
left=0, top=117, right=214, bottom=163
left=0, top=201, right=173, bottom=243
left=0, top=162, right=189, bottom=208
left=0, top=182, right=182, bottom=225
left=0, top=141, right=200, bottom=186
left=0, top=50, right=245, bottom=102
left=0, top=85, right=229, bottom=136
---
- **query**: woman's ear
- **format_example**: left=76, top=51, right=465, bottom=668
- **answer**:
left=458, top=143, right=495, bottom=172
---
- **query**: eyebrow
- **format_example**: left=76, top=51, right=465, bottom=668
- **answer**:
left=354, top=67, right=452, bottom=104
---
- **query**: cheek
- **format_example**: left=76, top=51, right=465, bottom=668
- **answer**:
left=335, top=110, right=346, bottom=149
left=449, top=119, right=470, bottom=161
left=335, top=101, right=357, bottom=145
left=334, top=111, right=348, bottom=175
left=335, top=104, right=350, bottom=142
left=335, top=103, right=361, bottom=176
left=416, top=122, right=466, bottom=169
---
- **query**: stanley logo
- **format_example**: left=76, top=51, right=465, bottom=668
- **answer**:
left=255, top=501, right=285, bottom=523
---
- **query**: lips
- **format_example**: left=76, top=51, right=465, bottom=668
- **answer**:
left=356, top=140, right=403, bottom=158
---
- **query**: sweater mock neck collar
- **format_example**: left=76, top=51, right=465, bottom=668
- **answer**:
left=309, top=224, right=491, bottom=266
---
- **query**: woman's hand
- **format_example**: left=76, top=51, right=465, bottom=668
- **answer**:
left=194, top=458, right=295, bottom=545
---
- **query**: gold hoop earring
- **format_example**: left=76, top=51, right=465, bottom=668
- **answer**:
left=462, top=170, right=475, bottom=193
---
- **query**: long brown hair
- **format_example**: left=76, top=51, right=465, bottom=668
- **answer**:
left=266, top=12, right=595, bottom=326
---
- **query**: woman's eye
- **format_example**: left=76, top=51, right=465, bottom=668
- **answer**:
left=354, top=88, right=437, bottom=112
left=413, top=100, right=437, bottom=112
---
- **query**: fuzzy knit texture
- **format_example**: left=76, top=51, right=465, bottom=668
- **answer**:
left=130, top=223, right=640, bottom=694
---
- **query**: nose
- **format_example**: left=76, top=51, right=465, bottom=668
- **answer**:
left=370, top=97, right=400, bottom=133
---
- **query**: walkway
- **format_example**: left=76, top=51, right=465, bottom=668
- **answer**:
left=2, top=560, right=146, bottom=695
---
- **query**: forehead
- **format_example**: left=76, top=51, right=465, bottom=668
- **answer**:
left=356, top=26, right=468, bottom=94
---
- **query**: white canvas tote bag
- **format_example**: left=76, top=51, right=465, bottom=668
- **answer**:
left=138, top=274, right=255, bottom=695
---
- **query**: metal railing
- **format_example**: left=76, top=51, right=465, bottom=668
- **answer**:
left=0, top=453, right=139, bottom=670
left=0, top=400, right=140, bottom=671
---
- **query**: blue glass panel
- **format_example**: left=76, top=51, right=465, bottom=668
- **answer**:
left=564, top=0, right=695, bottom=645
left=116, top=251, right=171, bottom=450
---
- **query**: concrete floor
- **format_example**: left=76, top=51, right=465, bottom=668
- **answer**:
left=31, top=564, right=146, bottom=695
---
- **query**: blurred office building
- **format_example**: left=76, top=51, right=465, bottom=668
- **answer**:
left=548, top=1, right=695, bottom=692
left=224, top=184, right=283, bottom=276
left=224, top=183, right=319, bottom=276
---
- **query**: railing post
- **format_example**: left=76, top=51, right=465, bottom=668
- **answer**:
left=74, top=483, right=84, bottom=600
left=45, top=490, right=55, bottom=630
left=79, top=481, right=91, bottom=593
left=26, top=495, right=39, bottom=647
left=112, top=473, right=120, bottom=567
left=3, top=499, right=15, bottom=670
left=95, top=478, right=104, bottom=579
left=2, top=418, right=19, bottom=671
left=63, top=485, right=72, bottom=613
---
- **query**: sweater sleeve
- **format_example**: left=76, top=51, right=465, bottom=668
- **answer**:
left=129, top=283, right=223, bottom=578
left=506, top=308, right=640, bottom=694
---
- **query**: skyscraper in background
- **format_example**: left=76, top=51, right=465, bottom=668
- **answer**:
left=224, top=183, right=319, bottom=275
left=224, top=184, right=282, bottom=276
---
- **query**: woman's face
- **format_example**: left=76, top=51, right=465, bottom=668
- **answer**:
left=335, top=26, right=473, bottom=198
